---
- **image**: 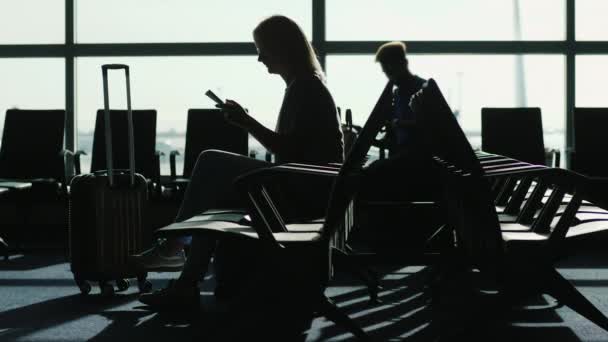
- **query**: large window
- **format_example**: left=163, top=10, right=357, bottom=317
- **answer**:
left=0, top=59, right=65, bottom=142
left=76, top=0, right=312, bottom=43
left=326, top=0, right=565, bottom=41
left=76, top=56, right=284, bottom=174
left=0, top=1, right=64, bottom=44
left=1, top=1, right=606, bottom=173
left=327, top=54, right=565, bottom=149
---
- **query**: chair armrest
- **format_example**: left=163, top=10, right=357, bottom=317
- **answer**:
left=74, top=150, right=87, bottom=175
left=567, top=148, right=576, bottom=169
left=483, top=166, right=589, bottom=198
left=233, top=165, right=346, bottom=247
left=154, top=150, right=164, bottom=195
left=554, top=149, right=561, bottom=168
left=545, top=148, right=561, bottom=168
left=170, top=150, right=180, bottom=180
left=283, top=163, right=342, bottom=172
left=481, top=165, right=556, bottom=178
left=59, top=149, right=73, bottom=158
left=58, top=149, right=74, bottom=193
left=482, top=164, right=548, bottom=177
left=59, top=149, right=73, bottom=176
left=239, top=165, right=340, bottom=183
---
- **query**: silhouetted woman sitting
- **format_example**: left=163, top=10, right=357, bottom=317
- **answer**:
left=136, top=15, right=344, bottom=309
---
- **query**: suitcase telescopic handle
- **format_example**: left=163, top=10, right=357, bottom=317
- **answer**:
left=102, top=64, right=130, bottom=72
left=101, top=64, right=136, bottom=187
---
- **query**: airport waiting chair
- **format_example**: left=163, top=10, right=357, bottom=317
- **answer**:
left=571, top=108, right=608, bottom=177
left=412, top=79, right=608, bottom=332
left=481, top=107, right=560, bottom=208
left=167, top=109, right=248, bottom=194
left=0, top=109, right=69, bottom=188
left=475, top=151, right=549, bottom=223
left=0, top=109, right=70, bottom=251
left=475, top=151, right=608, bottom=236
left=481, top=108, right=550, bottom=166
left=153, top=83, right=397, bottom=340
left=161, top=108, right=378, bottom=301
left=75, top=109, right=162, bottom=194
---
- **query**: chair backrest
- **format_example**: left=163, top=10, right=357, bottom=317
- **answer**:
left=323, top=82, right=394, bottom=237
left=411, top=80, right=504, bottom=271
left=572, top=108, right=608, bottom=176
left=183, top=109, right=249, bottom=177
left=0, top=109, right=65, bottom=179
left=415, top=80, right=484, bottom=177
left=481, top=107, right=546, bottom=165
left=90, top=109, right=157, bottom=179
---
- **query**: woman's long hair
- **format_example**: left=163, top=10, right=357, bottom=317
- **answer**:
left=253, top=15, right=325, bottom=82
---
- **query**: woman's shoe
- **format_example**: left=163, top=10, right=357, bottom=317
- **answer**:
left=130, top=241, right=186, bottom=271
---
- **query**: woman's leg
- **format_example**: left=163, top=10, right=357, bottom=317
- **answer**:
left=176, top=149, right=270, bottom=222
left=175, top=235, right=217, bottom=286
left=135, top=149, right=270, bottom=269
left=139, top=150, right=270, bottom=308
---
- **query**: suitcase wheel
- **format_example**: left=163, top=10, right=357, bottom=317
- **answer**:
left=77, top=280, right=92, bottom=295
left=99, top=281, right=115, bottom=296
left=138, top=279, right=152, bottom=293
left=116, top=278, right=130, bottom=292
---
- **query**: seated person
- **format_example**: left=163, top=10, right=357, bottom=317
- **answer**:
left=353, top=42, right=442, bottom=250
left=361, top=41, right=435, bottom=202
left=373, top=41, right=427, bottom=159
left=135, top=15, right=344, bottom=309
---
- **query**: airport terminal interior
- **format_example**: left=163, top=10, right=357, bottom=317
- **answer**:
left=4, top=1, right=608, bottom=341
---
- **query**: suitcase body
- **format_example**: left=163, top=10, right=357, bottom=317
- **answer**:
left=70, top=172, right=149, bottom=293
left=69, top=64, right=151, bottom=295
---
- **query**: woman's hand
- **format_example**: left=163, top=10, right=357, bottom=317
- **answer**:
left=218, top=99, right=254, bottom=130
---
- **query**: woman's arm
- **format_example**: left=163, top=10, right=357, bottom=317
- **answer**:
left=221, top=99, right=297, bottom=157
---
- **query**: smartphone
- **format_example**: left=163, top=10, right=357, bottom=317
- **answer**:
left=205, top=89, right=225, bottom=106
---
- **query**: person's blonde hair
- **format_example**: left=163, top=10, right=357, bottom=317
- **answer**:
left=253, top=15, right=325, bottom=81
left=375, top=41, right=407, bottom=65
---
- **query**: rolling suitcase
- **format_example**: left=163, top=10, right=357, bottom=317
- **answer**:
left=69, top=64, right=151, bottom=295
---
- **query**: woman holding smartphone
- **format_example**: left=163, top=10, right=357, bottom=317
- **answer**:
left=134, top=15, right=344, bottom=309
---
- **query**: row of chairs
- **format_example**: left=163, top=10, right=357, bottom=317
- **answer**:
left=76, top=109, right=249, bottom=195
left=417, top=82, right=608, bottom=335
left=0, top=108, right=249, bottom=197
left=350, top=107, right=559, bottom=264
left=0, top=108, right=247, bottom=257
left=0, top=105, right=359, bottom=257
left=481, top=106, right=608, bottom=176
left=148, top=80, right=608, bottom=338
left=0, top=110, right=69, bottom=258
left=3, top=106, right=606, bottom=197
left=481, top=107, right=559, bottom=167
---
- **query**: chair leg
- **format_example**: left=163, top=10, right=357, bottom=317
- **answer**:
left=0, top=236, right=8, bottom=260
left=318, top=294, right=370, bottom=341
left=332, top=248, right=381, bottom=303
left=543, top=267, right=608, bottom=332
